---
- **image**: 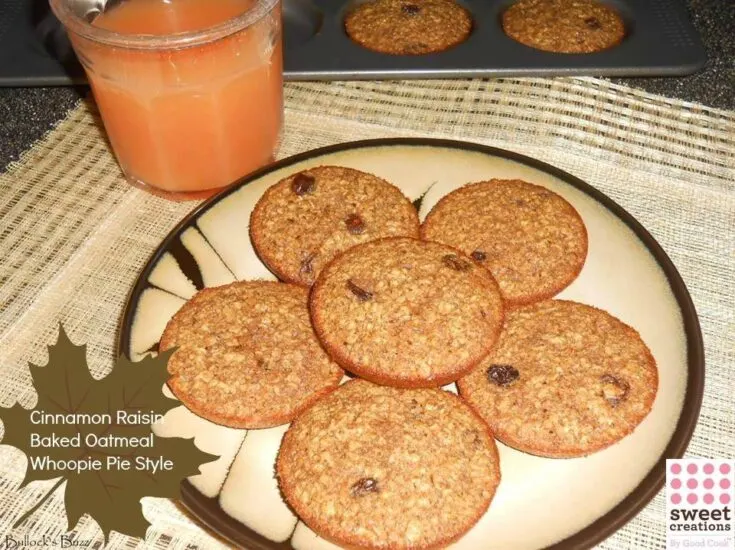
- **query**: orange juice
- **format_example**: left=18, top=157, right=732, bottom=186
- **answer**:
left=61, top=0, right=283, bottom=198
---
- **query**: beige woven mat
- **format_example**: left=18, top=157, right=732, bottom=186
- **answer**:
left=0, top=77, right=733, bottom=549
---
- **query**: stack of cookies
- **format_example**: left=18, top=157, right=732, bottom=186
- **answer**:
left=161, top=165, right=658, bottom=549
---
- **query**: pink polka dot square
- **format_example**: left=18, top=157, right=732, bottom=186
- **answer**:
left=667, top=459, right=735, bottom=511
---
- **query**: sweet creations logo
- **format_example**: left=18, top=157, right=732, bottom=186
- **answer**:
left=667, top=459, right=734, bottom=549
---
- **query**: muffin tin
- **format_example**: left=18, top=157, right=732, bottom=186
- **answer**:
left=0, top=0, right=705, bottom=84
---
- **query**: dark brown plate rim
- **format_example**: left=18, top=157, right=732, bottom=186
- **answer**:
left=117, top=137, right=704, bottom=550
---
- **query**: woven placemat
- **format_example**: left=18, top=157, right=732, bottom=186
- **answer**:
left=0, top=77, right=733, bottom=549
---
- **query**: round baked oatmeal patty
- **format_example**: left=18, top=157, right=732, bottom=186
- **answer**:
left=421, top=179, right=588, bottom=306
left=345, top=0, right=472, bottom=55
left=160, top=281, right=343, bottom=428
left=250, top=165, right=419, bottom=287
left=502, top=0, right=625, bottom=53
left=277, top=380, right=501, bottom=550
left=458, top=300, right=658, bottom=458
left=310, top=236, right=504, bottom=387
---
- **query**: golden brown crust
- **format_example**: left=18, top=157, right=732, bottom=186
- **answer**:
left=421, top=179, right=588, bottom=307
left=502, top=0, right=625, bottom=54
left=345, top=0, right=473, bottom=55
left=250, top=166, right=420, bottom=287
left=159, top=281, right=343, bottom=429
left=457, top=300, right=658, bottom=458
left=276, top=380, right=501, bottom=550
left=310, top=237, right=504, bottom=388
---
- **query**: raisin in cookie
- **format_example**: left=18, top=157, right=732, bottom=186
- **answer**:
left=277, top=379, right=501, bottom=549
left=421, top=179, right=587, bottom=307
left=458, top=300, right=658, bottom=458
left=345, top=0, right=472, bottom=55
left=502, top=0, right=625, bottom=54
left=250, top=166, right=419, bottom=286
left=160, top=281, right=343, bottom=428
left=310, top=237, right=504, bottom=387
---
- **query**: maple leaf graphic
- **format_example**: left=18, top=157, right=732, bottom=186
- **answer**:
left=0, top=326, right=218, bottom=540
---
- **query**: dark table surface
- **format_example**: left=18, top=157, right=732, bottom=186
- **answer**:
left=0, top=0, right=732, bottom=173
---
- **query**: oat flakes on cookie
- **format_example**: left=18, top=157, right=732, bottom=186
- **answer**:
left=277, top=379, right=501, bottom=549
left=457, top=300, right=658, bottom=458
left=250, top=166, right=419, bottom=286
left=502, top=0, right=625, bottom=54
left=159, top=281, right=343, bottom=429
left=345, top=0, right=472, bottom=55
left=421, top=179, right=588, bottom=306
left=310, top=236, right=504, bottom=387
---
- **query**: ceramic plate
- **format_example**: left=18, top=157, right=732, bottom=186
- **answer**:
left=118, top=138, right=704, bottom=550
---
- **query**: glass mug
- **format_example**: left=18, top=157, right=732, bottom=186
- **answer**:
left=50, top=0, right=284, bottom=200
